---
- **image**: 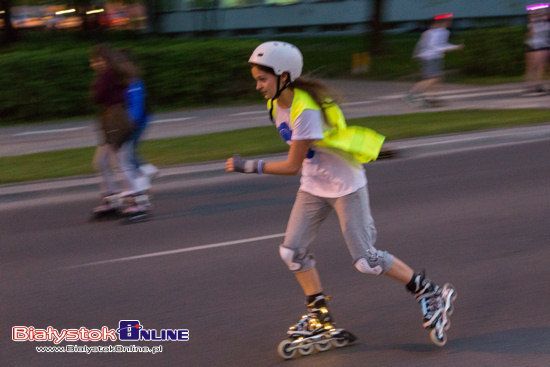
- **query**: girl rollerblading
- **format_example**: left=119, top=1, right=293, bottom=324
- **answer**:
left=226, top=41, right=457, bottom=359
left=89, top=45, right=153, bottom=224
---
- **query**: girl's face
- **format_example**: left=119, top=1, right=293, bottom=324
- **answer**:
left=251, top=65, right=278, bottom=100
left=90, top=56, right=107, bottom=73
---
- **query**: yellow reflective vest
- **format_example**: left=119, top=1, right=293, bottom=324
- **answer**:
left=267, top=88, right=385, bottom=164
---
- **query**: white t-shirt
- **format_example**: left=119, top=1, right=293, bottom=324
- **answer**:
left=275, top=106, right=366, bottom=198
left=414, top=28, right=459, bottom=60
left=527, top=20, right=550, bottom=49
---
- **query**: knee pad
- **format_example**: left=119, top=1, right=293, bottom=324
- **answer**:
left=354, top=249, right=391, bottom=275
left=279, top=246, right=315, bottom=272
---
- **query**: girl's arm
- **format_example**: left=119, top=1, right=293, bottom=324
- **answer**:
left=225, top=139, right=314, bottom=176
left=263, top=139, right=313, bottom=176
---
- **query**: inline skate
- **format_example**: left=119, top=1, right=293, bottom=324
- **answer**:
left=120, top=192, right=152, bottom=224
left=277, top=295, right=356, bottom=359
left=403, top=93, right=444, bottom=108
left=408, top=271, right=457, bottom=346
left=91, top=192, right=151, bottom=224
left=91, top=193, right=124, bottom=220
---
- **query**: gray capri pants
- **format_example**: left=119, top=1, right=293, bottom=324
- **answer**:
left=279, top=186, right=394, bottom=275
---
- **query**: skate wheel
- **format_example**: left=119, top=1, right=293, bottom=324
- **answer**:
left=444, top=318, right=451, bottom=331
left=298, top=342, right=314, bottom=356
left=314, top=339, right=332, bottom=352
left=331, top=337, right=349, bottom=348
left=277, top=339, right=297, bottom=360
left=429, top=328, right=447, bottom=347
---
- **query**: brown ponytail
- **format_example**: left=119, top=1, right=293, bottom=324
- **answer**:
left=291, top=77, right=342, bottom=125
left=291, top=77, right=341, bottom=106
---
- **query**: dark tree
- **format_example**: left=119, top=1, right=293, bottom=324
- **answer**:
left=144, top=0, right=159, bottom=33
left=370, top=0, right=385, bottom=55
left=1, top=0, right=18, bottom=44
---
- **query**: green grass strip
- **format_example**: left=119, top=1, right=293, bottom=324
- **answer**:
left=1, top=109, right=548, bottom=185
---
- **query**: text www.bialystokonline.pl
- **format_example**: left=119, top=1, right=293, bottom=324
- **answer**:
left=35, top=344, right=163, bottom=354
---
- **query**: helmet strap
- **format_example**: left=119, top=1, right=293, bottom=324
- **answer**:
left=268, top=75, right=291, bottom=124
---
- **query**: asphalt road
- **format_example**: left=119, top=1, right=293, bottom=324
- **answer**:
left=2, top=139, right=550, bottom=366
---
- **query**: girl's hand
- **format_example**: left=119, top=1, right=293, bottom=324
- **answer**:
left=227, top=154, right=264, bottom=174
left=225, top=157, right=235, bottom=172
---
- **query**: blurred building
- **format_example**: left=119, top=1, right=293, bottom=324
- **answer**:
left=2, top=0, right=540, bottom=35
left=5, top=3, right=147, bottom=30
left=156, top=0, right=538, bottom=36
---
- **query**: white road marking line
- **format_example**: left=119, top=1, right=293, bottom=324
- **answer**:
left=230, top=111, right=265, bottom=116
left=151, top=117, right=195, bottom=124
left=437, top=89, right=524, bottom=100
left=13, top=127, right=86, bottom=137
left=67, top=233, right=285, bottom=268
left=12, top=117, right=194, bottom=137
left=377, top=94, right=408, bottom=100
left=379, top=87, right=489, bottom=100
left=342, top=100, right=376, bottom=106
left=377, top=88, right=524, bottom=101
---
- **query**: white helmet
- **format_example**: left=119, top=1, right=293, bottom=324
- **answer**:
left=249, top=41, right=303, bottom=82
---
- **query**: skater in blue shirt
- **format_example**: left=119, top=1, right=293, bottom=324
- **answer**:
left=225, top=41, right=457, bottom=359
left=90, top=45, right=152, bottom=222
left=120, top=50, right=159, bottom=180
